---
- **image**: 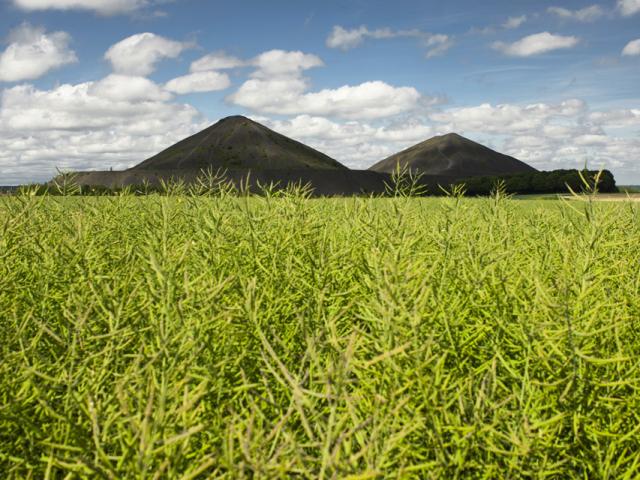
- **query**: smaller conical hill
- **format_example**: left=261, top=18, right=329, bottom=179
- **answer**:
left=369, top=133, right=537, bottom=178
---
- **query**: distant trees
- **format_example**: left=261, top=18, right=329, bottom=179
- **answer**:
left=454, top=169, right=618, bottom=195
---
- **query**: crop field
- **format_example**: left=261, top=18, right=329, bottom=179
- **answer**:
left=1, top=192, right=639, bottom=478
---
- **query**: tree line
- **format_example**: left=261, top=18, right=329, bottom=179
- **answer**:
left=455, top=169, right=617, bottom=195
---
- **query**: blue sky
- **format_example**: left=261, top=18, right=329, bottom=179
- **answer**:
left=1, top=0, right=639, bottom=184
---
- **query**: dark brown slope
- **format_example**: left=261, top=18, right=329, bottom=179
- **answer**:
left=132, top=115, right=347, bottom=171
left=369, top=133, right=536, bottom=179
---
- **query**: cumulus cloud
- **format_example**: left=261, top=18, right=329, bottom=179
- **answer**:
left=326, top=25, right=453, bottom=58
left=622, top=38, right=640, bottom=56
left=0, top=81, right=200, bottom=132
left=430, top=99, right=587, bottom=134
left=228, top=48, right=424, bottom=120
left=326, top=26, right=372, bottom=50
left=548, top=5, right=605, bottom=22
left=588, top=108, right=640, bottom=127
left=190, top=51, right=246, bottom=72
left=230, top=78, right=421, bottom=120
left=105, top=33, right=191, bottom=76
left=165, top=71, right=231, bottom=94
left=190, top=49, right=320, bottom=78
left=267, top=115, right=434, bottom=144
left=12, top=0, right=149, bottom=15
left=250, top=50, right=324, bottom=78
left=503, top=15, right=527, bottom=29
left=191, top=49, right=435, bottom=121
left=0, top=23, right=77, bottom=82
left=503, top=134, right=639, bottom=174
left=89, top=74, right=171, bottom=102
left=192, top=49, right=427, bottom=120
left=492, top=32, right=580, bottom=57
left=618, top=0, right=640, bottom=16
left=0, top=79, right=205, bottom=184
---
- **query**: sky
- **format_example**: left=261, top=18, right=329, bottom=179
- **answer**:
left=0, top=0, right=639, bottom=185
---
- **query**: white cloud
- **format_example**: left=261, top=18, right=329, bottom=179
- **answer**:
left=503, top=15, right=527, bottom=29
left=89, top=74, right=171, bottom=101
left=227, top=49, right=430, bottom=120
left=266, top=115, right=434, bottom=144
left=291, top=82, right=421, bottom=119
left=548, top=5, right=605, bottom=22
left=105, top=33, right=191, bottom=76
left=430, top=99, right=587, bottom=134
left=618, top=0, right=640, bottom=16
left=231, top=78, right=421, bottom=120
left=0, top=79, right=205, bottom=184
left=588, top=108, right=640, bottom=127
left=250, top=50, right=324, bottom=78
left=230, top=77, right=306, bottom=111
left=12, top=0, right=149, bottom=15
left=190, top=51, right=245, bottom=72
left=326, top=25, right=453, bottom=58
left=503, top=134, right=640, bottom=174
left=189, top=50, right=321, bottom=86
left=622, top=39, right=640, bottom=56
left=423, top=35, right=454, bottom=58
left=0, top=81, right=198, bottom=131
left=0, top=23, right=77, bottom=82
left=326, top=26, right=371, bottom=50
left=165, top=71, right=231, bottom=94
left=492, top=32, right=580, bottom=57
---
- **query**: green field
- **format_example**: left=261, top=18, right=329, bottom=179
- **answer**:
left=1, top=193, right=639, bottom=478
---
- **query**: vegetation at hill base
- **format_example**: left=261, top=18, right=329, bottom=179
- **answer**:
left=1, top=187, right=639, bottom=478
left=456, top=169, right=617, bottom=196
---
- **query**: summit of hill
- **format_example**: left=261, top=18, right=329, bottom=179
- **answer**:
left=132, top=116, right=347, bottom=171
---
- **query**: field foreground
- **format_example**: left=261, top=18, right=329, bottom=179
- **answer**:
left=1, top=194, right=639, bottom=478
